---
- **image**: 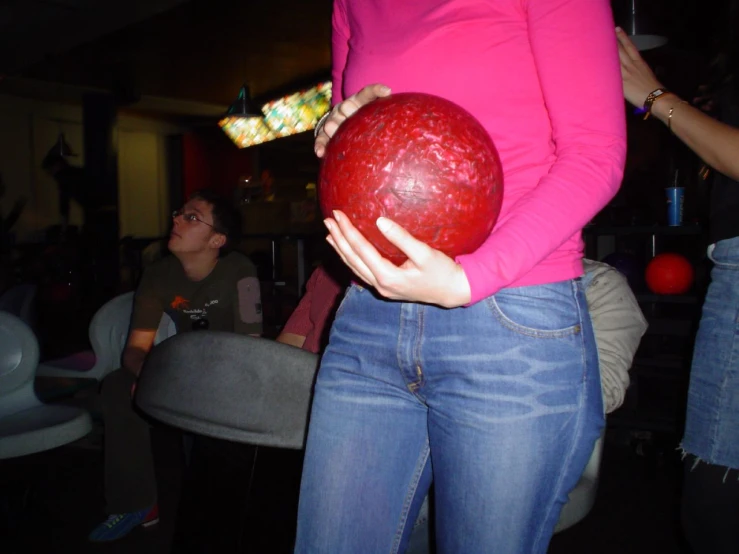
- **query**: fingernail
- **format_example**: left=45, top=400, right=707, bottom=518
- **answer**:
left=324, top=219, right=332, bottom=232
left=379, top=85, right=391, bottom=94
left=377, top=217, right=391, bottom=233
left=332, top=210, right=342, bottom=223
left=615, top=26, right=622, bottom=32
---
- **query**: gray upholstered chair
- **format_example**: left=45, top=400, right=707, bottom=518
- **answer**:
left=134, top=330, right=603, bottom=550
left=135, top=331, right=319, bottom=448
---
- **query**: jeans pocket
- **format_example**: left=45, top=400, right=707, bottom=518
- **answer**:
left=334, top=283, right=361, bottom=320
left=708, top=237, right=739, bottom=269
left=484, top=281, right=582, bottom=338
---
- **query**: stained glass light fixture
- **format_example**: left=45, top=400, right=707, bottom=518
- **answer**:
left=261, top=81, right=332, bottom=139
left=220, top=81, right=333, bottom=148
left=218, top=85, right=276, bottom=148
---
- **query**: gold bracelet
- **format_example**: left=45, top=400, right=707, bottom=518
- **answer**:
left=643, top=88, right=669, bottom=120
left=667, top=101, right=689, bottom=132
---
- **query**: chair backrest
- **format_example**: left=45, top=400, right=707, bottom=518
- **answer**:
left=35, top=292, right=177, bottom=382
left=135, top=331, right=319, bottom=449
left=87, top=291, right=135, bottom=380
left=154, top=312, right=177, bottom=346
left=0, top=284, right=37, bottom=331
left=0, top=311, right=41, bottom=417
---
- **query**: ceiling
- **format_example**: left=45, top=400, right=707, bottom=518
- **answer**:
left=0, top=0, right=727, bottom=122
left=0, top=0, right=333, bottom=118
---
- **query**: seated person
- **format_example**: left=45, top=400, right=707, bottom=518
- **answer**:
left=276, top=258, right=350, bottom=354
left=278, top=257, right=648, bottom=553
left=89, top=189, right=263, bottom=542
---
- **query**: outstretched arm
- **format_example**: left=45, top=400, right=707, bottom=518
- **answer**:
left=617, top=27, right=739, bottom=181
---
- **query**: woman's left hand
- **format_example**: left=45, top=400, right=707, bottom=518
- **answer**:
left=324, top=211, right=472, bottom=308
left=616, top=27, right=664, bottom=108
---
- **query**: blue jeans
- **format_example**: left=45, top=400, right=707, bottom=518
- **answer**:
left=681, top=236, right=739, bottom=470
left=294, top=280, right=604, bottom=554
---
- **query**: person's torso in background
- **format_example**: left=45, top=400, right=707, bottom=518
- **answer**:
left=149, top=253, right=253, bottom=333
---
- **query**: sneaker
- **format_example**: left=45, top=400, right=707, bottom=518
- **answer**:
left=88, top=504, right=159, bottom=542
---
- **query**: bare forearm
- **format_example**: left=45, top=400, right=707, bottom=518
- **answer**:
left=122, top=347, right=146, bottom=377
left=652, top=94, right=739, bottom=181
left=276, top=332, right=306, bottom=349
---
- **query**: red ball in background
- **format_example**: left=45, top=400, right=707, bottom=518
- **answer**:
left=319, top=92, right=504, bottom=265
left=645, top=253, right=694, bottom=295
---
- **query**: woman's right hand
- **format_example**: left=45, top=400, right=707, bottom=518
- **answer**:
left=314, top=83, right=392, bottom=158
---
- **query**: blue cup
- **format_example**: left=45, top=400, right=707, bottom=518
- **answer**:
left=666, top=187, right=685, bottom=226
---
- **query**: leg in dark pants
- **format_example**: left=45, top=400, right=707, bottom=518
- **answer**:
left=100, top=368, right=157, bottom=513
left=682, top=454, right=739, bottom=554
left=170, top=436, right=258, bottom=554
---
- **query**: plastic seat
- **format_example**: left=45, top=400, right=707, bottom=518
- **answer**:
left=553, top=430, right=605, bottom=532
left=0, top=312, right=92, bottom=459
left=36, top=291, right=176, bottom=382
left=0, top=283, right=37, bottom=332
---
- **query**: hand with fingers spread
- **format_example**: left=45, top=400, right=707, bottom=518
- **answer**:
left=324, top=210, right=471, bottom=308
left=314, top=83, right=392, bottom=158
left=615, top=27, right=665, bottom=108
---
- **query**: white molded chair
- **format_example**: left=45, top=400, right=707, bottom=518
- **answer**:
left=0, top=312, right=92, bottom=459
left=0, top=283, right=37, bottom=332
left=36, top=291, right=176, bottom=382
left=553, top=430, right=605, bottom=532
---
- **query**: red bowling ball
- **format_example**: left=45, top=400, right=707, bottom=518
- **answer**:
left=645, top=253, right=694, bottom=295
left=319, top=92, right=504, bottom=265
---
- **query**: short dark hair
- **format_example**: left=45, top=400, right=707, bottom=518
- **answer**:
left=189, top=189, right=242, bottom=255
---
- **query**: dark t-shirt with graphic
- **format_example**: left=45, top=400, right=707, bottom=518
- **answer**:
left=131, top=252, right=262, bottom=335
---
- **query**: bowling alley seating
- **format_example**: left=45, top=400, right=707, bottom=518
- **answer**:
left=36, top=291, right=175, bottom=382
left=0, top=283, right=37, bottom=333
left=135, top=330, right=604, bottom=546
left=0, top=311, right=92, bottom=459
left=34, top=291, right=175, bottom=404
left=135, top=331, right=319, bottom=449
left=553, top=430, right=605, bottom=532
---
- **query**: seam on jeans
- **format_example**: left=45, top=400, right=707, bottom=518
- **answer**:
left=711, top=294, right=739, bottom=454
left=397, top=303, right=409, bottom=385
left=531, top=279, right=591, bottom=550
left=410, top=306, right=426, bottom=393
left=483, top=285, right=581, bottom=339
left=709, top=238, right=739, bottom=268
left=397, top=304, right=427, bottom=397
left=333, top=284, right=358, bottom=321
left=391, top=442, right=430, bottom=554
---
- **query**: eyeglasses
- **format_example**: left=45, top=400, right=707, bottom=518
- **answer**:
left=172, top=209, right=214, bottom=228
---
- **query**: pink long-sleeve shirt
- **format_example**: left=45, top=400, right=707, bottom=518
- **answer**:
left=331, top=0, right=626, bottom=304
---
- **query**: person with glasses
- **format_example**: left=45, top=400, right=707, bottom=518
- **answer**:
left=89, top=189, right=263, bottom=544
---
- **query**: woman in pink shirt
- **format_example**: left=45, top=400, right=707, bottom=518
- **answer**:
left=296, top=1, right=626, bottom=552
